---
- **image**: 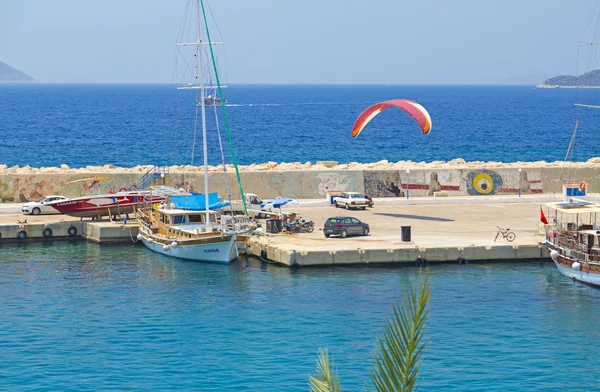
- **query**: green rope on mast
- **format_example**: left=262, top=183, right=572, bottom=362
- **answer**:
left=199, top=0, right=248, bottom=216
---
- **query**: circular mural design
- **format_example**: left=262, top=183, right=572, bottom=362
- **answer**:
left=466, top=170, right=503, bottom=196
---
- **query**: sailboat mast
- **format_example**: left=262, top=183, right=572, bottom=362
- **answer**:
left=195, top=0, right=210, bottom=223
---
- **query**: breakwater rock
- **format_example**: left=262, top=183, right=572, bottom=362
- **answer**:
left=1, top=159, right=599, bottom=202
left=2, top=158, right=600, bottom=175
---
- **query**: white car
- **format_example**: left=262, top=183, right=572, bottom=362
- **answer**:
left=333, top=192, right=370, bottom=210
left=22, top=195, right=69, bottom=215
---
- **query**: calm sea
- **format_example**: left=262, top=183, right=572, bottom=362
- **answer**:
left=1, top=241, right=599, bottom=391
left=2, top=84, right=600, bottom=168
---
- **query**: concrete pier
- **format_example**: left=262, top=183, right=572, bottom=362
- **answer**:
left=0, top=196, right=563, bottom=265
left=0, top=208, right=138, bottom=244
left=245, top=197, right=555, bottom=266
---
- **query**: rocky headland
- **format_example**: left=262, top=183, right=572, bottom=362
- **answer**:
left=537, top=69, right=600, bottom=88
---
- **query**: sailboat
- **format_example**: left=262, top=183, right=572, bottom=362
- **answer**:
left=136, top=0, right=250, bottom=264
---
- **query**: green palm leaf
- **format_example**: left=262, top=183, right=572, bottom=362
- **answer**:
left=307, top=272, right=431, bottom=392
left=309, top=348, right=341, bottom=392
left=370, top=272, right=431, bottom=392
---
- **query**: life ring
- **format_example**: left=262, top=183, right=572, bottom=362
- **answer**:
left=579, top=182, right=588, bottom=192
left=17, top=230, right=27, bottom=240
left=68, top=226, right=78, bottom=237
left=119, top=187, right=128, bottom=192
left=42, top=227, right=53, bottom=238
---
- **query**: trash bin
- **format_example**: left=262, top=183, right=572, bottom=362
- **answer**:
left=267, top=219, right=282, bottom=234
left=401, top=226, right=411, bottom=242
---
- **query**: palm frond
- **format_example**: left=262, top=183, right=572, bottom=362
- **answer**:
left=309, top=348, right=341, bottom=392
left=370, top=272, right=431, bottom=392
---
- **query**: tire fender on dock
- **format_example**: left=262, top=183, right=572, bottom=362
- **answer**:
left=43, top=227, right=53, bottom=238
left=68, top=226, right=78, bottom=237
left=17, top=230, right=27, bottom=240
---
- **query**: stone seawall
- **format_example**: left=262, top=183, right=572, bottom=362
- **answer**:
left=1, top=159, right=599, bottom=202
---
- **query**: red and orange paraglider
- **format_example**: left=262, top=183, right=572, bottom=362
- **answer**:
left=351, top=99, right=432, bottom=138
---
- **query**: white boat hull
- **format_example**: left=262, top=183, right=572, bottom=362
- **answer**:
left=140, top=234, right=238, bottom=264
left=553, top=260, right=600, bottom=287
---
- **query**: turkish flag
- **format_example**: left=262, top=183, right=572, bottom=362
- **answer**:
left=540, top=207, right=548, bottom=225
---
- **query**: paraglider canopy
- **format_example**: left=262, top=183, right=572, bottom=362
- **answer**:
left=351, top=99, right=432, bottom=138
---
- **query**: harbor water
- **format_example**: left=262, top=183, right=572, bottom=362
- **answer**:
left=2, top=241, right=599, bottom=391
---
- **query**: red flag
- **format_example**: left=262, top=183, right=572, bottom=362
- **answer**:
left=540, top=207, right=548, bottom=225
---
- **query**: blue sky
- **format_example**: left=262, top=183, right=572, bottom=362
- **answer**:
left=1, top=0, right=598, bottom=84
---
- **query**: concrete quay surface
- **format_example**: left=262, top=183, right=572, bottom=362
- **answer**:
left=0, top=195, right=578, bottom=265
left=249, top=197, right=557, bottom=266
left=0, top=207, right=139, bottom=243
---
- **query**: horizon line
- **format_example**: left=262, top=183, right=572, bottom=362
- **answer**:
left=2, top=81, right=540, bottom=87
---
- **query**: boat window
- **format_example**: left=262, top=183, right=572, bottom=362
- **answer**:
left=249, top=196, right=261, bottom=205
left=173, top=215, right=186, bottom=224
left=189, top=214, right=203, bottom=223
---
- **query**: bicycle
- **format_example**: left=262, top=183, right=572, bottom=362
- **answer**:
left=495, top=226, right=516, bottom=242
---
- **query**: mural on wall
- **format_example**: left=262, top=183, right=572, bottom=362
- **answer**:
left=364, top=168, right=543, bottom=197
left=465, top=170, right=504, bottom=195
left=464, top=169, right=542, bottom=196
left=13, top=176, right=55, bottom=202
left=363, top=171, right=405, bottom=198
left=0, top=178, right=14, bottom=202
left=0, top=168, right=546, bottom=203
left=0, top=174, right=143, bottom=202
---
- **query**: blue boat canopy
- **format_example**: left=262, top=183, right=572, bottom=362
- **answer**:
left=170, top=192, right=229, bottom=211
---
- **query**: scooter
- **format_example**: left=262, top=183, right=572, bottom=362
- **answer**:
left=289, top=219, right=314, bottom=233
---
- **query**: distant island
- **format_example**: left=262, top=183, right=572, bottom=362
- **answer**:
left=0, top=61, right=36, bottom=83
left=537, top=69, right=600, bottom=88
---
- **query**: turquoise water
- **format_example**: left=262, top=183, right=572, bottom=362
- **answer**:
left=1, top=241, right=600, bottom=391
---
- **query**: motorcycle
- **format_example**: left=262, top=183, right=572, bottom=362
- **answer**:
left=289, top=218, right=314, bottom=233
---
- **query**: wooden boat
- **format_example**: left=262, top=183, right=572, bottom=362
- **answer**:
left=136, top=1, right=250, bottom=263
left=136, top=193, right=252, bottom=263
left=543, top=199, right=600, bottom=287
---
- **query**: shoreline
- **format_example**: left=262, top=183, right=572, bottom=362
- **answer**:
left=536, top=83, right=600, bottom=89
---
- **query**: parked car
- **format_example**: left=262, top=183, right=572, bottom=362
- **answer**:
left=333, top=192, right=370, bottom=210
left=323, top=216, right=369, bottom=238
left=22, top=195, right=69, bottom=215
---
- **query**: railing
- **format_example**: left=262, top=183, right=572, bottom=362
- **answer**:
left=137, top=166, right=169, bottom=190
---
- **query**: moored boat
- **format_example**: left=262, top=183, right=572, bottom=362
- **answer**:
left=543, top=199, right=600, bottom=286
left=136, top=0, right=251, bottom=264
left=136, top=187, right=251, bottom=264
left=53, top=190, right=164, bottom=219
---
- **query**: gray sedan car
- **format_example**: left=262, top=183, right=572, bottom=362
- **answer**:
left=323, top=216, right=369, bottom=238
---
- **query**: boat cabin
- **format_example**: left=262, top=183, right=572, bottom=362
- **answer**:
left=545, top=200, right=600, bottom=262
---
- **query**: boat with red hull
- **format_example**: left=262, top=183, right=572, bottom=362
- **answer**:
left=53, top=191, right=164, bottom=218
